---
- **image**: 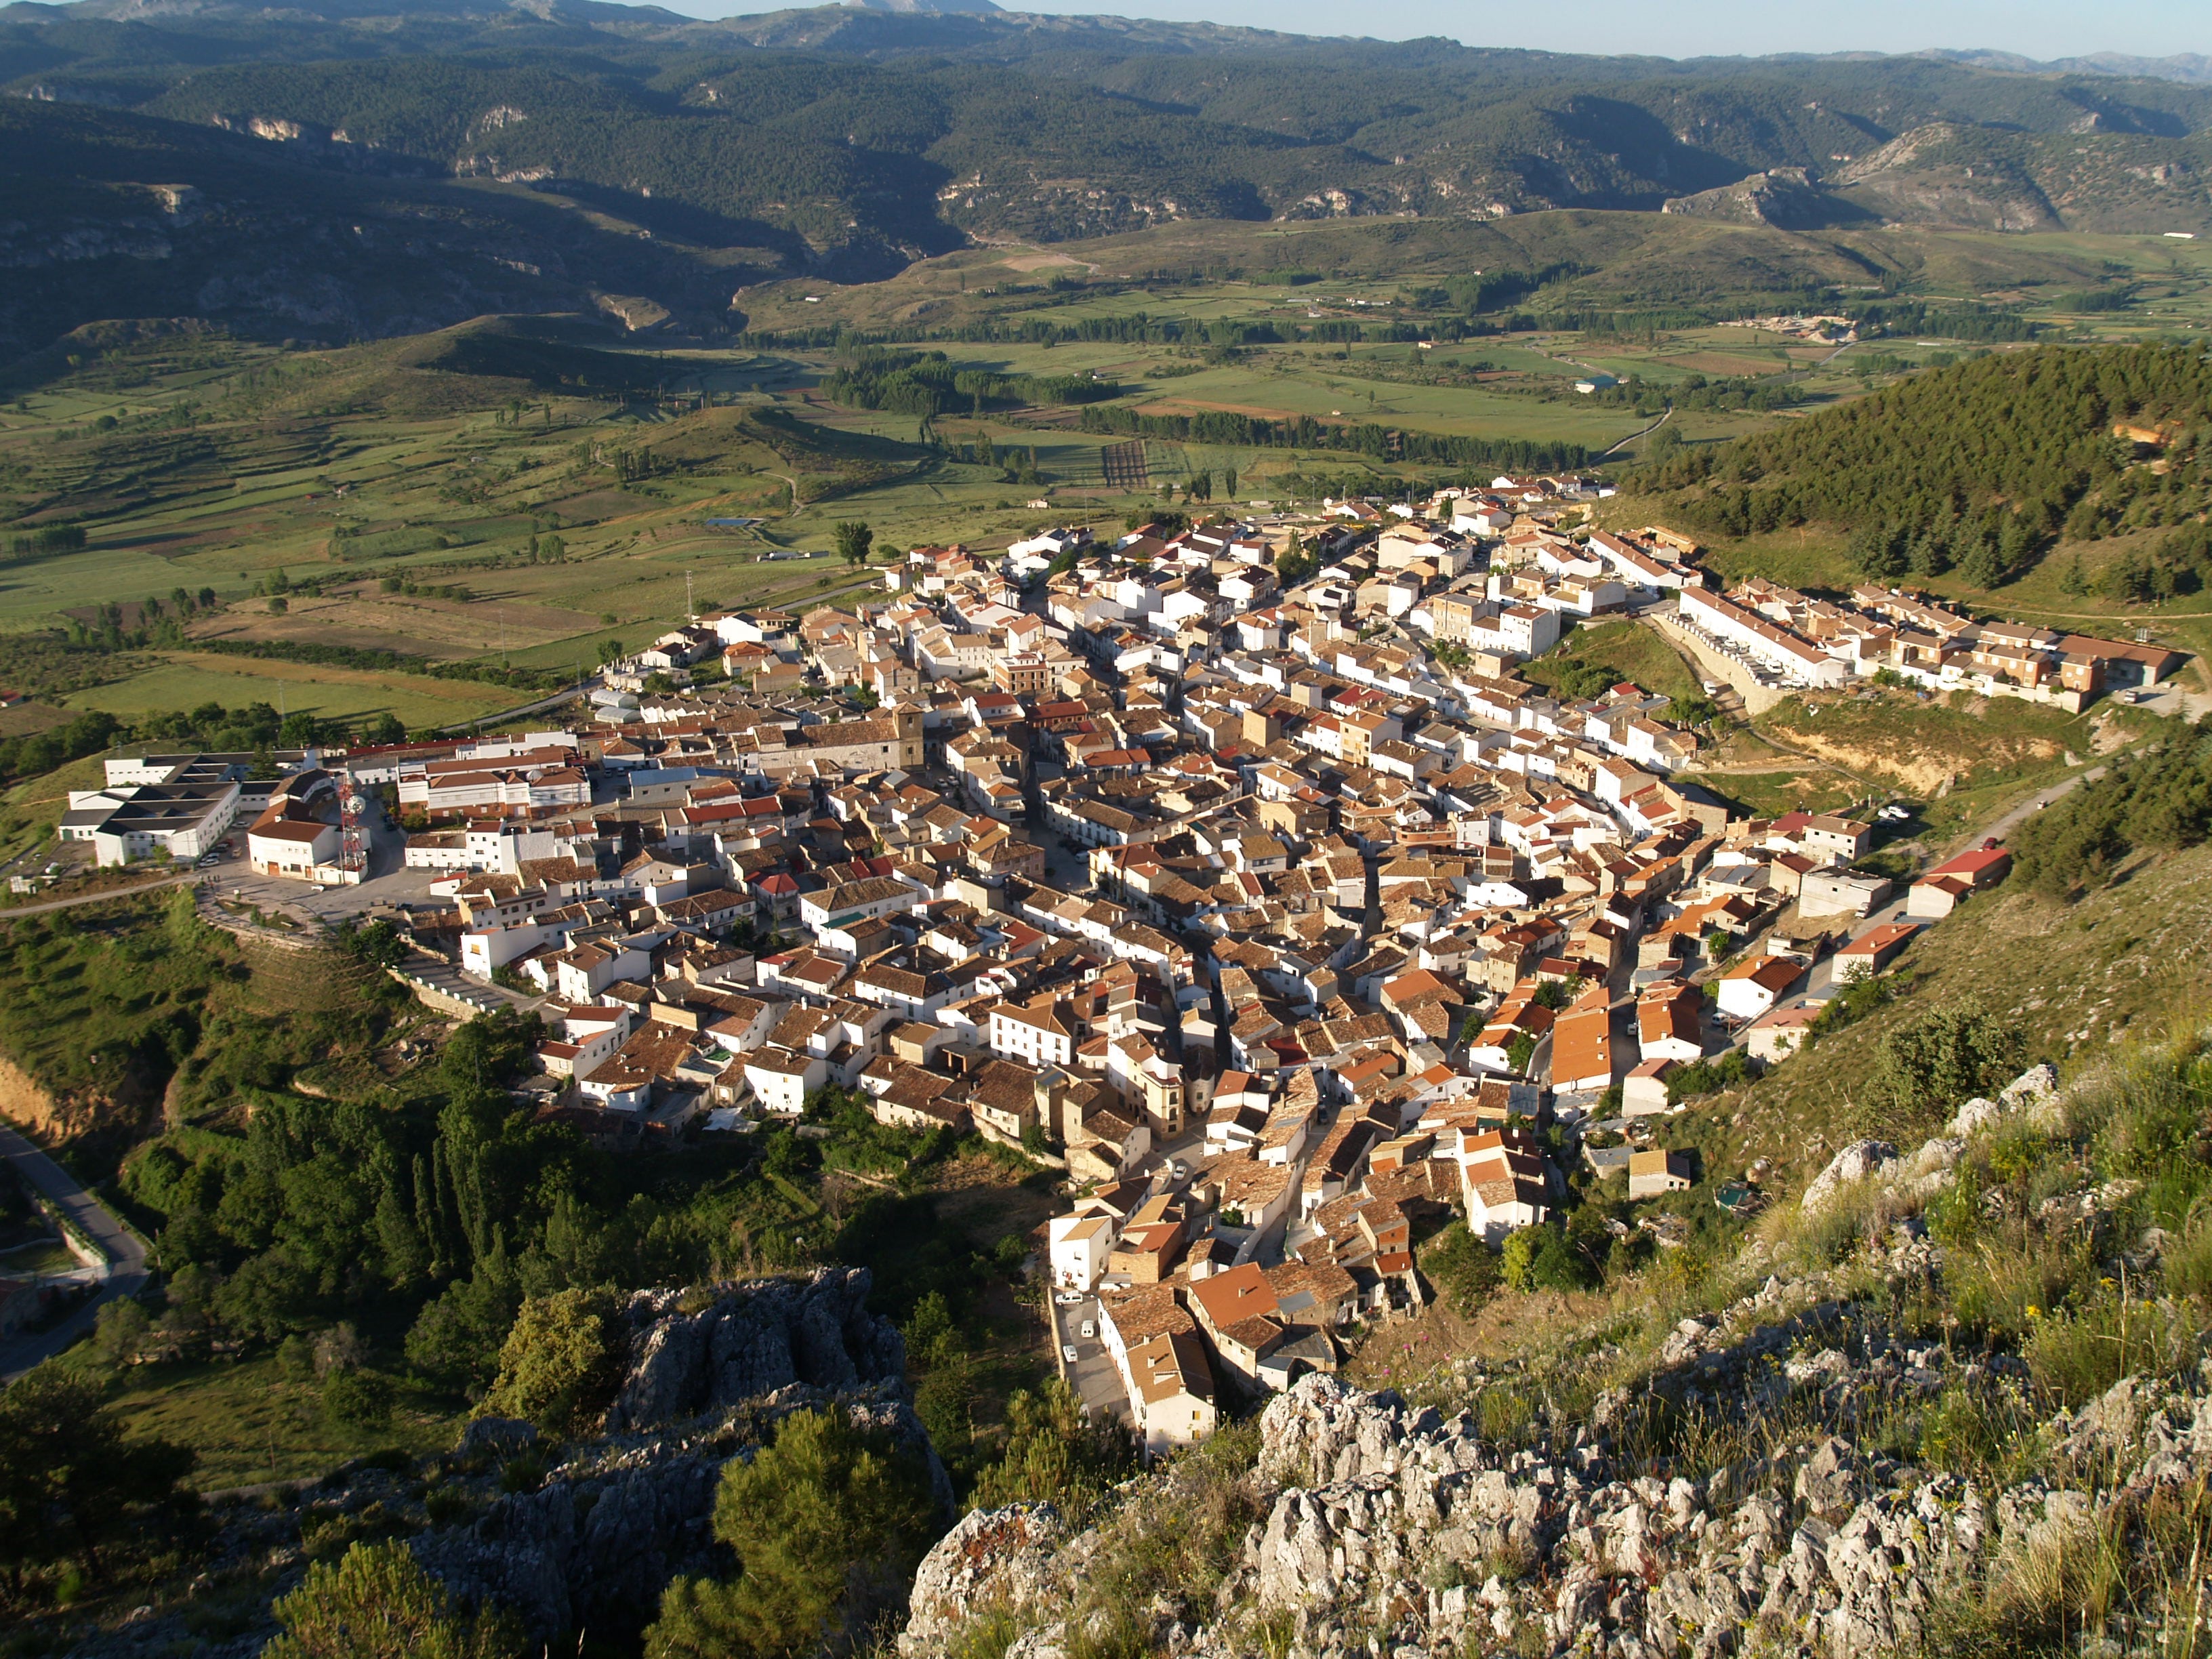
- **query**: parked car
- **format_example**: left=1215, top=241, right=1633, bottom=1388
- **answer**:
left=1080, top=1320, right=1095, bottom=1339
left=1062, top=1345, right=1078, bottom=1364
left=1054, top=1291, right=1084, bottom=1306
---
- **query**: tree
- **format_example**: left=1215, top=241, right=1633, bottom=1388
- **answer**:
left=406, top=1266, right=522, bottom=1395
left=970, top=1378, right=1135, bottom=1518
left=92, top=1296, right=152, bottom=1367
left=0, top=1367, right=195, bottom=1586
left=645, top=1408, right=937, bottom=1659
left=476, top=1288, right=626, bottom=1436
left=1421, top=1220, right=1499, bottom=1313
left=1872, top=1002, right=2028, bottom=1120
left=836, top=522, right=876, bottom=568
left=264, top=1540, right=521, bottom=1659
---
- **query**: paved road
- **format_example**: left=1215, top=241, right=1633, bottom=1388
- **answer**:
left=0, top=1121, right=149, bottom=1380
left=1597, top=405, right=1672, bottom=461
left=1981, top=765, right=2107, bottom=847
left=1051, top=1293, right=1132, bottom=1423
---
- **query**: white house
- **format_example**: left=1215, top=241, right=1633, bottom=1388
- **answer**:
left=1128, top=1330, right=1218, bottom=1458
left=1048, top=1211, right=1115, bottom=1291
left=1715, top=955, right=1805, bottom=1023
left=742, top=1046, right=830, bottom=1116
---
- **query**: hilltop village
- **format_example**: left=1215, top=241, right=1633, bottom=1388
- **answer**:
left=70, top=479, right=2182, bottom=1452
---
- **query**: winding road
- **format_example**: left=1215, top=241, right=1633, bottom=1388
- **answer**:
left=0, top=1121, right=149, bottom=1380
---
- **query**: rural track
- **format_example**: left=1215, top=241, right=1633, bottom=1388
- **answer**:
left=1597, top=406, right=1671, bottom=460
left=0, top=870, right=201, bottom=919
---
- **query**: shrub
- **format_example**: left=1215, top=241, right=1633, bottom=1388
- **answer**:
left=321, top=1368, right=394, bottom=1427
left=475, top=1288, right=624, bottom=1437
left=1420, top=1221, right=1499, bottom=1313
left=1871, top=1002, right=2026, bottom=1122
left=264, top=1539, right=520, bottom=1659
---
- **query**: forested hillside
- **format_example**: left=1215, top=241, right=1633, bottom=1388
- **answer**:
left=3, top=0, right=2212, bottom=359
left=1643, top=343, right=2212, bottom=590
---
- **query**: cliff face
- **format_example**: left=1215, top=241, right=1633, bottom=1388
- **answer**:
left=605, top=1271, right=911, bottom=1433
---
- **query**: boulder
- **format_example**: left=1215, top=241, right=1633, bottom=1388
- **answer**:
left=901, top=1504, right=1069, bottom=1658
left=1800, top=1141, right=1898, bottom=1212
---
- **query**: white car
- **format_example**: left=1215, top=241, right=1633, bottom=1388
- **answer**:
left=1054, top=1291, right=1084, bottom=1306
left=1062, top=1345, right=1078, bottom=1364
left=1080, top=1320, right=1095, bottom=1339
left=1877, top=805, right=1912, bottom=823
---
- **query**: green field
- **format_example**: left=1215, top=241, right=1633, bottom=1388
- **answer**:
left=1522, top=618, right=1704, bottom=704
left=64, top=654, right=525, bottom=730
left=103, top=1353, right=462, bottom=1491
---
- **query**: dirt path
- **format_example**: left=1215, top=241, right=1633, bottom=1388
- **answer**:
left=0, top=870, right=200, bottom=918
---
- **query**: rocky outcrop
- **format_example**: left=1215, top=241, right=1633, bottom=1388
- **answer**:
left=1660, top=167, right=1858, bottom=229
left=915, top=1331, right=2212, bottom=1659
left=606, top=1268, right=908, bottom=1431
left=1799, top=1139, right=1898, bottom=1212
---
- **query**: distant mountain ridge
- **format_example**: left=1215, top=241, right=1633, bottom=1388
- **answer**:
left=2, top=0, right=2210, bottom=361
left=1927, top=49, right=2212, bottom=88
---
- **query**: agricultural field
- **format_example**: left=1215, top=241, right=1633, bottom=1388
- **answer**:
left=1, top=211, right=2208, bottom=740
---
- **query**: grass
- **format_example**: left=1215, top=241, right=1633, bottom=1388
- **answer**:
left=1675, top=839, right=2212, bottom=1193
left=102, top=1353, right=462, bottom=1490
left=1686, top=768, right=1862, bottom=819
left=1523, top=617, right=1704, bottom=704
left=64, top=652, right=522, bottom=729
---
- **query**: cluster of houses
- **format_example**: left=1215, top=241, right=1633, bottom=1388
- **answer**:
left=110, top=481, right=2146, bottom=1448
left=1679, top=577, right=2182, bottom=709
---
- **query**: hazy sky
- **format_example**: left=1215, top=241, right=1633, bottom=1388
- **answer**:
left=663, top=0, right=2209, bottom=62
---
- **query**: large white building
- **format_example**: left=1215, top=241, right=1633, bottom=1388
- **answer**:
left=1678, top=588, right=1848, bottom=688
left=60, top=781, right=240, bottom=867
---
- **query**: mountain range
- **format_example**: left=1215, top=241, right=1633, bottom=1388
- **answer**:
left=3, top=0, right=2209, bottom=361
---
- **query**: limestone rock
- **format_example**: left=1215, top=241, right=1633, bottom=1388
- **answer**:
left=607, top=1267, right=906, bottom=1433
left=902, top=1504, right=1069, bottom=1658
left=1800, top=1141, right=1898, bottom=1212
